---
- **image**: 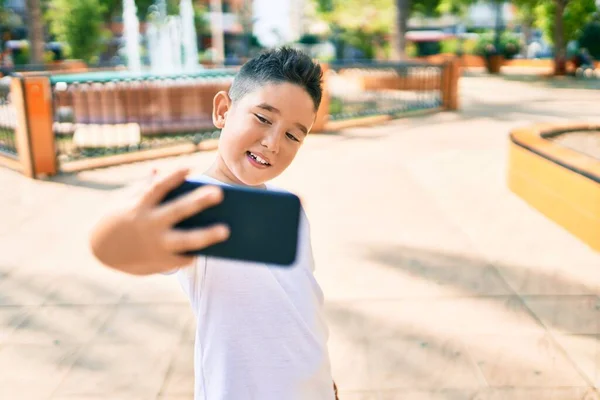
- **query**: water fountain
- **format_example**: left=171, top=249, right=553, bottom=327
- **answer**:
left=180, top=0, right=200, bottom=72
left=51, top=0, right=236, bottom=158
left=122, top=0, right=142, bottom=72
left=123, top=0, right=200, bottom=74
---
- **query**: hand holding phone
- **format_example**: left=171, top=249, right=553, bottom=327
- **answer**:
left=89, top=168, right=230, bottom=275
left=161, top=178, right=302, bottom=266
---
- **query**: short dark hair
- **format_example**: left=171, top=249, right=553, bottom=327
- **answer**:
left=229, top=47, right=323, bottom=111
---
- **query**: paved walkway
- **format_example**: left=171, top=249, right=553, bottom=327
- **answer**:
left=1, top=72, right=600, bottom=400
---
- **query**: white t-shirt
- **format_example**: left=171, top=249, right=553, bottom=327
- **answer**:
left=174, top=175, right=335, bottom=400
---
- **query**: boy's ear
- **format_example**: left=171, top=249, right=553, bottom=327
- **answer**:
left=212, top=91, right=231, bottom=129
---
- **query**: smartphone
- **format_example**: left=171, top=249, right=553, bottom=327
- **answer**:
left=160, top=178, right=302, bottom=266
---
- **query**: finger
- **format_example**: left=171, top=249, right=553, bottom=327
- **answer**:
left=162, top=224, right=230, bottom=253
left=140, top=168, right=190, bottom=208
left=156, top=185, right=224, bottom=226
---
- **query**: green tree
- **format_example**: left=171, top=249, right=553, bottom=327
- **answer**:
left=534, top=0, right=596, bottom=75
left=315, top=0, right=452, bottom=59
left=314, top=0, right=395, bottom=59
left=46, top=0, right=109, bottom=63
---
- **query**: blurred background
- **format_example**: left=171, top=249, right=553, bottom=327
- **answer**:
left=0, top=0, right=598, bottom=72
left=1, top=1, right=600, bottom=399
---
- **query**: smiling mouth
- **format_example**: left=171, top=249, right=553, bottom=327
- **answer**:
left=246, top=151, right=271, bottom=166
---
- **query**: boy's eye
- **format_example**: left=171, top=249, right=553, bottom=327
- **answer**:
left=254, top=114, right=271, bottom=124
left=286, top=132, right=299, bottom=142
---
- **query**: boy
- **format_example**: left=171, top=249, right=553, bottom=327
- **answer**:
left=89, top=47, right=338, bottom=400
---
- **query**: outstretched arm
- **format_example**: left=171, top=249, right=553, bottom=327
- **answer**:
left=89, top=168, right=229, bottom=276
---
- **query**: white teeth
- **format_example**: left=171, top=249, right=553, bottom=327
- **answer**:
left=250, top=152, right=269, bottom=165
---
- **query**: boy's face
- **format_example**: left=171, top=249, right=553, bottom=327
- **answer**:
left=212, top=82, right=316, bottom=187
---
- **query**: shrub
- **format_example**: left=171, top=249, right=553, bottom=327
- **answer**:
left=578, top=17, right=600, bottom=60
left=475, top=32, right=522, bottom=59
left=46, top=0, right=109, bottom=63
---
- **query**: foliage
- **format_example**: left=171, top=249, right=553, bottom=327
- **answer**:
left=534, top=0, right=597, bottom=46
left=315, top=0, right=394, bottom=34
left=475, top=31, right=522, bottom=59
left=439, top=37, right=477, bottom=54
left=578, top=14, right=600, bottom=59
left=338, top=28, right=387, bottom=59
left=314, top=0, right=454, bottom=35
left=436, top=0, right=478, bottom=17
left=411, top=0, right=445, bottom=17
left=462, top=38, right=478, bottom=54
left=313, top=0, right=450, bottom=59
left=194, top=3, right=211, bottom=35
left=97, top=0, right=179, bottom=22
left=46, top=0, right=109, bottom=63
left=415, top=41, right=442, bottom=56
left=12, top=41, right=29, bottom=64
left=0, top=0, right=13, bottom=27
left=405, top=41, right=418, bottom=58
left=299, top=33, right=321, bottom=45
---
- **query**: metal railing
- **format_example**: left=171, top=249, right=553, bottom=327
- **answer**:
left=0, top=77, right=18, bottom=158
left=50, top=69, right=237, bottom=164
left=328, top=61, right=444, bottom=121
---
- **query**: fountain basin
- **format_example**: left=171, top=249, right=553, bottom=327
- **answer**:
left=52, top=69, right=237, bottom=136
left=47, top=68, right=238, bottom=166
left=508, top=123, right=600, bottom=251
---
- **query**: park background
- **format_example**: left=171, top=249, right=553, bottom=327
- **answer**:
left=1, top=0, right=600, bottom=399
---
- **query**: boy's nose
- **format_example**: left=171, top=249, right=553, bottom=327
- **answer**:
left=260, top=130, right=281, bottom=153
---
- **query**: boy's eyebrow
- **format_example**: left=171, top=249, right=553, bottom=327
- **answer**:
left=256, top=103, right=308, bottom=135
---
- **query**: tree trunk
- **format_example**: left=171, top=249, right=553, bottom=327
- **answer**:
left=553, top=0, right=567, bottom=75
left=26, top=0, right=45, bottom=65
left=391, top=0, right=411, bottom=60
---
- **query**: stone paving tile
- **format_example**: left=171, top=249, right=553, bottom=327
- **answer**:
left=52, top=397, right=148, bottom=400
left=464, top=333, right=587, bottom=388
left=0, top=343, right=81, bottom=399
left=356, top=246, right=513, bottom=298
left=0, top=272, right=56, bottom=306
left=472, top=387, right=596, bottom=400
left=328, top=329, right=372, bottom=391
left=160, top=341, right=195, bottom=397
left=52, top=344, right=172, bottom=398
left=497, top=267, right=599, bottom=297
left=325, top=298, right=544, bottom=340
left=42, top=272, right=127, bottom=306
left=522, top=296, right=600, bottom=335
left=378, top=389, right=477, bottom=400
left=338, top=392, right=382, bottom=400
left=91, top=304, right=190, bottom=351
left=119, top=274, right=189, bottom=304
left=552, top=334, right=600, bottom=388
left=368, top=335, right=483, bottom=391
left=0, top=306, right=32, bottom=343
left=6, top=305, right=113, bottom=345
